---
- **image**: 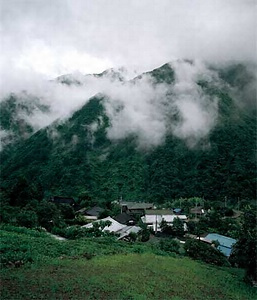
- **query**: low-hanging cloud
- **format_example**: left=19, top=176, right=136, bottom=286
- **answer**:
left=0, top=0, right=255, bottom=149
left=0, top=60, right=222, bottom=149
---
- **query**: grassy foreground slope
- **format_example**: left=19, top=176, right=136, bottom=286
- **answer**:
left=1, top=254, right=256, bottom=300
left=1, top=227, right=256, bottom=300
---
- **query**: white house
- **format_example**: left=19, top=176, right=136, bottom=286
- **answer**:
left=141, top=209, right=187, bottom=232
left=82, top=216, right=141, bottom=240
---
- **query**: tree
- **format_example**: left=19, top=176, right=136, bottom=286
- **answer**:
left=195, top=218, right=208, bottom=239
left=36, top=200, right=63, bottom=230
left=160, top=219, right=173, bottom=235
left=229, top=209, right=257, bottom=283
left=172, top=218, right=184, bottom=237
left=159, top=238, right=180, bottom=254
left=59, top=204, right=75, bottom=220
left=16, top=210, right=38, bottom=228
left=139, top=222, right=151, bottom=242
left=184, top=239, right=229, bottom=267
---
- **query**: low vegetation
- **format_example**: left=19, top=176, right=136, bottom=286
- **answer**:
left=1, top=226, right=256, bottom=300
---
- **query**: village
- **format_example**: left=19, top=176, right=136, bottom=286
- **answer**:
left=50, top=196, right=239, bottom=258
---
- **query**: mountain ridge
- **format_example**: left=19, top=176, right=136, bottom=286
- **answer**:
left=0, top=61, right=256, bottom=205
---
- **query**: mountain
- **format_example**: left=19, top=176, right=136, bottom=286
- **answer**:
left=56, top=67, right=128, bottom=85
left=0, top=61, right=256, bottom=205
left=0, top=92, right=50, bottom=149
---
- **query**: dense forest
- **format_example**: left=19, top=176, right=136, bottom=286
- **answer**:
left=0, top=62, right=256, bottom=206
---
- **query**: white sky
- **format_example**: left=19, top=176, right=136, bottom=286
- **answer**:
left=0, top=0, right=256, bottom=79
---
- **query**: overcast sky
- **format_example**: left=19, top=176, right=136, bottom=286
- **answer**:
left=0, top=0, right=256, bottom=79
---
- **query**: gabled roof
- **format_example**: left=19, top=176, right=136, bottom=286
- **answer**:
left=114, top=213, right=136, bottom=224
left=120, top=202, right=154, bottom=210
left=85, top=206, right=104, bottom=217
left=82, top=217, right=141, bottom=239
left=117, top=225, right=141, bottom=240
left=82, top=217, right=126, bottom=232
left=205, top=233, right=236, bottom=248
left=145, top=209, right=174, bottom=215
left=204, top=233, right=237, bottom=256
left=142, top=214, right=187, bottom=224
left=190, top=207, right=204, bottom=214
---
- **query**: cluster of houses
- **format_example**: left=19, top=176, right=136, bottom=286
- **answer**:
left=77, top=201, right=188, bottom=234
left=50, top=196, right=236, bottom=256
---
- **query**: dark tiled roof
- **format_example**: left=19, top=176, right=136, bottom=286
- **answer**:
left=145, top=209, right=174, bottom=215
left=85, top=206, right=104, bottom=217
left=121, top=201, right=154, bottom=210
left=114, top=213, right=136, bottom=224
left=190, top=207, right=204, bottom=214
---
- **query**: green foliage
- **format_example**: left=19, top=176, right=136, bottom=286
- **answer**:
left=58, top=204, right=75, bottom=220
left=230, top=209, right=257, bottom=282
left=36, top=200, right=64, bottom=230
left=159, top=238, right=180, bottom=254
left=128, top=232, right=137, bottom=242
left=160, top=218, right=185, bottom=237
left=16, top=210, right=38, bottom=228
left=172, top=218, right=185, bottom=237
left=1, top=251, right=256, bottom=300
left=138, top=222, right=151, bottom=242
left=184, top=239, right=230, bottom=267
left=160, top=219, right=173, bottom=235
left=0, top=225, right=161, bottom=268
left=0, top=225, right=256, bottom=299
left=1, top=65, right=256, bottom=205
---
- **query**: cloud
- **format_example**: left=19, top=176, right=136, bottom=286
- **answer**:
left=0, top=0, right=256, bottom=79
left=170, top=61, right=219, bottom=146
left=0, top=0, right=255, bottom=149
left=1, top=60, right=221, bottom=149
left=103, top=60, right=219, bottom=148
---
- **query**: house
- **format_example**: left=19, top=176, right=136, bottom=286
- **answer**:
left=141, top=209, right=187, bottom=233
left=76, top=206, right=104, bottom=221
left=190, top=206, right=205, bottom=217
left=82, top=216, right=141, bottom=240
left=114, top=213, right=136, bottom=225
left=82, top=216, right=125, bottom=232
left=50, top=196, right=75, bottom=206
left=119, top=201, right=154, bottom=215
left=203, top=233, right=237, bottom=257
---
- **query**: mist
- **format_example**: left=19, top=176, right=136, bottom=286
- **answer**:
left=0, top=0, right=256, bottom=149
left=0, top=60, right=224, bottom=148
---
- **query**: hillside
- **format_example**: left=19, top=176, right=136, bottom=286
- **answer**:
left=1, top=226, right=256, bottom=300
left=0, top=61, right=256, bottom=205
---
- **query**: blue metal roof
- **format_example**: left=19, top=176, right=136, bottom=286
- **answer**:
left=205, top=233, right=237, bottom=256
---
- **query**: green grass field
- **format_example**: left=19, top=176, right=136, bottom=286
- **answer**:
left=1, top=226, right=256, bottom=300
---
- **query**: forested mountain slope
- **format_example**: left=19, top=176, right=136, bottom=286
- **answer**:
left=0, top=61, right=256, bottom=205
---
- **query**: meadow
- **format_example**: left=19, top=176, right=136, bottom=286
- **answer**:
left=1, top=225, right=256, bottom=300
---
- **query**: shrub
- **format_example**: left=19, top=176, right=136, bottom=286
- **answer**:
left=16, top=210, right=38, bottom=228
left=184, top=239, right=230, bottom=267
left=159, top=238, right=180, bottom=254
